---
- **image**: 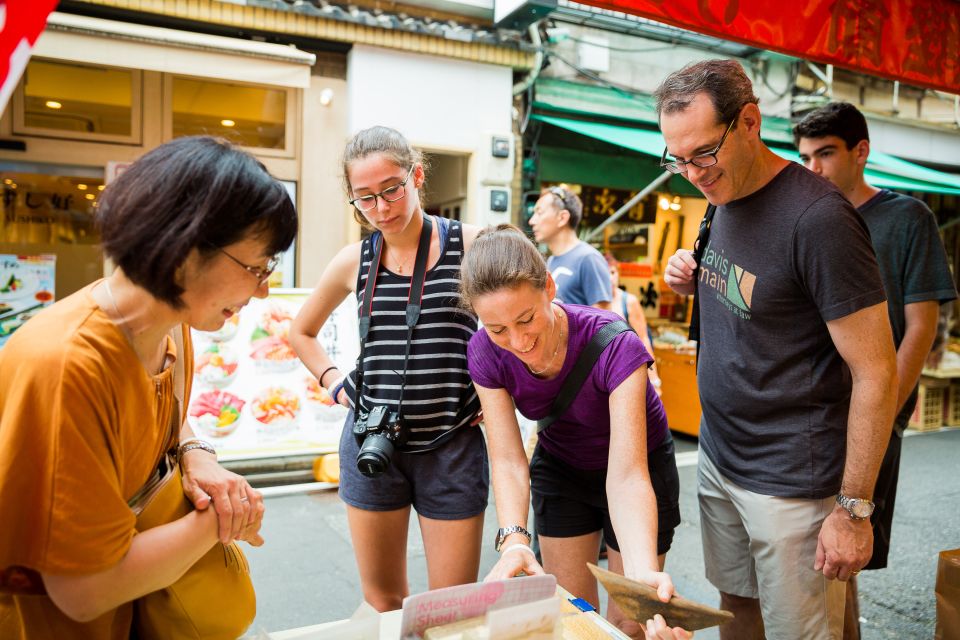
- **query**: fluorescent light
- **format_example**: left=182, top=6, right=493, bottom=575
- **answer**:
left=77, top=184, right=88, bottom=190
left=221, top=119, right=236, bottom=127
left=45, top=100, right=62, bottom=109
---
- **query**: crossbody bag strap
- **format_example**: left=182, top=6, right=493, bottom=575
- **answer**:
left=128, top=325, right=188, bottom=510
left=687, top=204, right=717, bottom=363
left=537, top=320, right=633, bottom=433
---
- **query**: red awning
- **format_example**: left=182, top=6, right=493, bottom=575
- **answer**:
left=580, top=0, right=959, bottom=94
left=0, top=0, right=59, bottom=112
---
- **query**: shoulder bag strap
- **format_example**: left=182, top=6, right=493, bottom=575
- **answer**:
left=537, top=320, right=633, bottom=433
left=687, top=203, right=717, bottom=353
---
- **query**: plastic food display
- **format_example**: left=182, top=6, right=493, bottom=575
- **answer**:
left=251, top=386, right=301, bottom=437
left=186, top=290, right=358, bottom=461
left=194, top=343, right=239, bottom=388
left=189, top=390, right=245, bottom=438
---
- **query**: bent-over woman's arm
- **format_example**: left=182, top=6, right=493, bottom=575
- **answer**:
left=474, top=383, right=544, bottom=580
left=606, top=368, right=673, bottom=599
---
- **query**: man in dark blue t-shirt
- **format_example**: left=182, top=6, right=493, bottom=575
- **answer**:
left=660, top=61, right=898, bottom=639
left=796, top=102, right=957, bottom=640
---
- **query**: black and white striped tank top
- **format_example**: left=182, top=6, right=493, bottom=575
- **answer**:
left=345, top=217, right=481, bottom=452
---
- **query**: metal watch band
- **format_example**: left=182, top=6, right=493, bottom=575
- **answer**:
left=178, top=439, right=216, bottom=464
left=495, top=525, right=531, bottom=551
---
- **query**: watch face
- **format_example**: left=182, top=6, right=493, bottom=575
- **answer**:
left=851, top=501, right=873, bottom=518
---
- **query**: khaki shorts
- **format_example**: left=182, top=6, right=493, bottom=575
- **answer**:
left=698, top=451, right=845, bottom=639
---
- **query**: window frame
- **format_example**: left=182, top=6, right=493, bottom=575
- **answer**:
left=12, top=58, right=143, bottom=145
left=162, top=74, right=296, bottom=158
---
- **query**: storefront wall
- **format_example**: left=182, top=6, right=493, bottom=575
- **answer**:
left=0, top=13, right=322, bottom=301
left=346, top=45, right=515, bottom=234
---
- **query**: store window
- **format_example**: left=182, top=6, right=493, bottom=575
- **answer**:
left=13, top=59, right=141, bottom=143
left=170, top=77, right=288, bottom=151
left=0, top=169, right=104, bottom=303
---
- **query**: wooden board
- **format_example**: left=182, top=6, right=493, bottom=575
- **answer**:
left=588, top=563, right=734, bottom=631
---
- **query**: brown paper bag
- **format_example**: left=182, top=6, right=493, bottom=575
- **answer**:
left=936, top=548, right=960, bottom=640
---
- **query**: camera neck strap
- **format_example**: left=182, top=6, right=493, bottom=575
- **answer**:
left=354, top=214, right=434, bottom=419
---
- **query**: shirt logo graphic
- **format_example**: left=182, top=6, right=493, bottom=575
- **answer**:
left=699, top=241, right=756, bottom=320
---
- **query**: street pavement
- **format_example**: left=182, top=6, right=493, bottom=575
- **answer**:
left=242, top=427, right=960, bottom=638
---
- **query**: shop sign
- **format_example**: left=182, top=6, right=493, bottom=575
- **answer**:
left=0, top=253, right=56, bottom=348
left=580, top=186, right=643, bottom=227
left=581, top=0, right=958, bottom=94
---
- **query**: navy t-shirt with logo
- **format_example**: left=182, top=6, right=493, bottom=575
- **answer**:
left=696, top=162, right=886, bottom=499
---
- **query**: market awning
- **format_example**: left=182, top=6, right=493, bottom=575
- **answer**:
left=768, top=148, right=960, bottom=196
left=0, top=0, right=58, bottom=112
left=535, top=113, right=960, bottom=196
left=577, top=0, right=959, bottom=95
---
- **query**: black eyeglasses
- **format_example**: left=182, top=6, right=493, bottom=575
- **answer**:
left=215, top=246, right=279, bottom=285
left=660, top=116, right=738, bottom=175
left=349, top=166, right=414, bottom=212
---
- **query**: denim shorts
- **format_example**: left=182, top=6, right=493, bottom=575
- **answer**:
left=338, top=413, right=490, bottom=520
left=530, top=436, right=681, bottom=555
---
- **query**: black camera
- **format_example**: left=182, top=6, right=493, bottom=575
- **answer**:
left=353, top=405, right=406, bottom=477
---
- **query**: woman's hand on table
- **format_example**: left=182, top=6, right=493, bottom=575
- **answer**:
left=642, top=614, right=692, bottom=639
left=180, top=450, right=265, bottom=545
left=483, top=545, right=544, bottom=581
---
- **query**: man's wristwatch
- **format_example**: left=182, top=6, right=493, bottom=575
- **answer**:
left=494, top=525, right=531, bottom=552
left=836, top=494, right=875, bottom=520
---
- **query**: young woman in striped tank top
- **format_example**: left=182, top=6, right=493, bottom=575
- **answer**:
left=290, top=127, right=487, bottom=612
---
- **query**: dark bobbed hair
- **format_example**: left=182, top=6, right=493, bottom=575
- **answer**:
left=96, top=136, right=298, bottom=308
left=793, top=102, right=870, bottom=150
left=654, top=59, right=759, bottom=128
left=459, top=224, right=548, bottom=310
left=542, top=185, right=584, bottom=230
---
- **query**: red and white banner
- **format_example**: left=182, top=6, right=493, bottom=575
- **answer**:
left=0, top=1, right=58, bottom=113
left=581, top=0, right=959, bottom=94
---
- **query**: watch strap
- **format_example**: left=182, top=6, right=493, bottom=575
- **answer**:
left=495, top=525, right=531, bottom=551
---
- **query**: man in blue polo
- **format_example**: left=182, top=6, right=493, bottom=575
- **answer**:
left=529, top=185, right=612, bottom=310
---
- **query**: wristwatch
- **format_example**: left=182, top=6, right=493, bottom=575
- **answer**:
left=836, top=494, right=875, bottom=520
left=494, top=525, right=531, bottom=552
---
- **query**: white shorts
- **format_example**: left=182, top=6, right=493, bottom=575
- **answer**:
left=698, top=450, right=845, bottom=639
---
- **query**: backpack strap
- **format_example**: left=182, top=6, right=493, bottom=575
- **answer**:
left=537, top=320, right=634, bottom=433
left=687, top=203, right=717, bottom=362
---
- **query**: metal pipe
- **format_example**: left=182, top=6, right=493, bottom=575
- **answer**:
left=826, top=64, right=834, bottom=98
left=513, top=22, right=544, bottom=96
left=584, top=170, right=673, bottom=242
left=892, top=80, right=900, bottom=115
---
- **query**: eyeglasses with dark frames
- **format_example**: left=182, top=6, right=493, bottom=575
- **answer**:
left=349, top=166, right=414, bottom=212
left=660, top=116, right=738, bottom=175
left=214, top=246, right=280, bottom=285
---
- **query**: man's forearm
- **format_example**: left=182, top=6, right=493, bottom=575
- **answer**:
left=841, top=374, right=898, bottom=498
left=895, top=302, right=940, bottom=413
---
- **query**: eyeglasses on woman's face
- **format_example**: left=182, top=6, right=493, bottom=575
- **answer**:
left=214, top=246, right=280, bottom=285
left=349, top=166, right=414, bottom=212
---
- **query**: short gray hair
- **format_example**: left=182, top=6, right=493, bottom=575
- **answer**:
left=654, top=59, right=758, bottom=126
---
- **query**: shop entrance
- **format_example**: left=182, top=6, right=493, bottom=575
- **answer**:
left=423, top=152, right=468, bottom=221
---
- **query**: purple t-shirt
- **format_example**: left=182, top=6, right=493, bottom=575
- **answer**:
left=467, top=304, right=669, bottom=470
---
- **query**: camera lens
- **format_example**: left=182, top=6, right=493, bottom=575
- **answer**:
left=356, top=433, right=394, bottom=478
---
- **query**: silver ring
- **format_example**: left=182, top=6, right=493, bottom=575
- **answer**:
left=240, top=497, right=249, bottom=503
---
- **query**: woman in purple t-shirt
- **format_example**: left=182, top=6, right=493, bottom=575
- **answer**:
left=462, top=226, right=686, bottom=639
